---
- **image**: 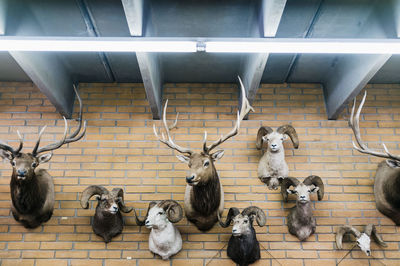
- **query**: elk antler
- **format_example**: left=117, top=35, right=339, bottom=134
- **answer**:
left=349, top=91, right=400, bottom=161
left=153, top=99, right=193, bottom=155
left=0, top=130, right=24, bottom=156
left=203, top=76, right=254, bottom=154
left=32, top=84, right=87, bottom=155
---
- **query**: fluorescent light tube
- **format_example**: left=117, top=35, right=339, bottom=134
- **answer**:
left=205, top=39, right=400, bottom=54
left=0, top=37, right=197, bottom=52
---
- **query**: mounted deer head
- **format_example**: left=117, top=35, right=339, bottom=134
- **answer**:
left=0, top=85, right=87, bottom=180
left=153, top=76, right=254, bottom=186
left=349, top=91, right=400, bottom=225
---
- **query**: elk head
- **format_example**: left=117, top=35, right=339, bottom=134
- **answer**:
left=0, top=85, right=86, bottom=181
left=153, top=76, right=254, bottom=186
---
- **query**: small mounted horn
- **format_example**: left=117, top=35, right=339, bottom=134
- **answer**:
left=218, top=208, right=240, bottom=228
left=241, top=206, right=266, bottom=227
left=159, top=200, right=183, bottom=223
left=335, top=225, right=361, bottom=249
left=80, top=185, right=109, bottom=209
left=303, top=175, right=324, bottom=201
left=364, top=224, right=387, bottom=247
left=111, top=188, right=133, bottom=213
left=134, top=202, right=157, bottom=226
left=277, top=124, right=299, bottom=149
left=281, top=177, right=300, bottom=202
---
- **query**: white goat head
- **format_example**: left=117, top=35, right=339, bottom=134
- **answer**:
left=256, top=125, right=299, bottom=153
left=336, top=224, right=387, bottom=256
left=219, top=206, right=266, bottom=236
left=281, top=176, right=324, bottom=203
left=135, top=200, right=183, bottom=228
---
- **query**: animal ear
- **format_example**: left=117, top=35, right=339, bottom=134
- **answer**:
left=0, top=150, right=13, bottom=161
left=287, top=189, right=296, bottom=195
left=386, top=159, right=400, bottom=168
left=310, top=186, right=320, bottom=193
left=37, top=152, right=52, bottom=164
left=211, top=150, right=224, bottom=161
left=176, top=154, right=190, bottom=164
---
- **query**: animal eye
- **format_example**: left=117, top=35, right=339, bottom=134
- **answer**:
left=204, top=161, right=209, bottom=167
left=244, top=220, right=248, bottom=223
left=31, top=162, right=37, bottom=168
left=11, top=161, right=16, bottom=166
left=158, top=212, right=163, bottom=215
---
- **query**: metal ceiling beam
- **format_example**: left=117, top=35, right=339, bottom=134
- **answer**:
left=136, top=52, right=162, bottom=119
left=0, top=0, right=6, bottom=35
left=121, top=0, right=163, bottom=119
left=323, top=54, right=391, bottom=120
left=121, top=0, right=143, bottom=36
left=7, top=4, right=75, bottom=118
left=10, top=51, right=75, bottom=117
left=240, top=0, right=286, bottom=115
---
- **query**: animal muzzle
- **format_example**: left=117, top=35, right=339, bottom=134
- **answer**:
left=186, top=174, right=197, bottom=185
left=17, top=169, right=27, bottom=180
left=108, top=204, right=118, bottom=214
left=232, top=228, right=241, bottom=237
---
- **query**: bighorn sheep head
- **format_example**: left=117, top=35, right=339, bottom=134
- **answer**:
left=219, top=206, right=266, bottom=236
left=281, top=175, right=324, bottom=203
left=256, top=125, right=299, bottom=152
left=336, top=224, right=387, bottom=256
left=135, top=200, right=183, bottom=228
left=80, top=186, right=133, bottom=214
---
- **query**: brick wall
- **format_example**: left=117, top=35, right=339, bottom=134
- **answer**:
left=0, top=82, right=399, bottom=266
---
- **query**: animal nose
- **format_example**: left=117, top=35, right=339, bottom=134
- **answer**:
left=300, top=195, right=306, bottom=199
left=186, top=175, right=195, bottom=183
left=232, top=229, right=237, bottom=233
left=271, top=144, right=277, bottom=147
left=17, top=169, right=27, bottom=176
left=113, top=206, right=118, bottom=211
left=366, top=250, right=371, bottom=256
left=145, top=220, right=149, bottom=225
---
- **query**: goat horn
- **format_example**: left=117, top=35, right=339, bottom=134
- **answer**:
left=134, top=201, right=157, bottom=226
left=336, top=225, right=362, bottom=249
left=159, top=200, right=183, bottom=223
left=303, top=175, right=324, bottom=201
left=277, top=124, right=299, bottom=149
left=281, top=177, right=300, bottom=202
left=111, top=188, right=133, bottom=213
left=218, top=207, right=240, bottom=228
left=242, top=206, right=266, bottom=227
left=364, top=224, right=387, bottom=247
left=256, top=126, right=273, bottom=150
left=80, top=185, right=109, bottom=209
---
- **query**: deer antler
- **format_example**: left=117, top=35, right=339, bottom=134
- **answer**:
left=203, top=76, right=254, bottom=153
left=349, top=91, right=400, bottom=161
left=153, top=99, right=193, bottom=155
left=32, top=84, right=87, bottom=155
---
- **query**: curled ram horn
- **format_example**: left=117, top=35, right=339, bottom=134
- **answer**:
left=281, top=177, right=300, bottom=202
left=80, top=185, right=109, bottom=209
left=218, top=207, right=240, bottom=228
left=277, top=124, right=299, bottom=149
left=256, top=126, right=273, bottom=150
left=158, top=200, right=183, bottom=223
left=241, top=206, right=266, bottom=227
left=303, top=175, right=324, bottom=201
left=364, top=224, right=387, bottom=247
left=111, top=188, right=133, bottom=213
left=135, top=201, right=157, bottom=226
left=336, top=225, right=361, bottom=250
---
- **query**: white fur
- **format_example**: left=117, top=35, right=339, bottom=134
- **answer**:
left=145, top=206, right=182, bottom=260
left=258, top=131, right=289, bottom=190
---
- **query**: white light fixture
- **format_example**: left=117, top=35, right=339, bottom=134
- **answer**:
left=0, top=37, right=197, bottom=52
left=0, top=37, right=399, bottom=54
left=205, top=39, right=400, bottom=54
